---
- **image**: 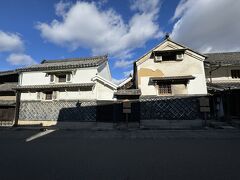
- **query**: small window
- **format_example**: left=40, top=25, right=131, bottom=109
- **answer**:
left=58, top=75, right=66, bottom=82
left=155, top=56, right=162, bottom=62
left=162, top=54, right=176, bottom=61
left=45, top=92, right=53, bottom=100
left=37, top=92, right=41, bottom=100
left=159, top=84, right=172, bottom=95
left=66, top=74, right=71, bottom=82
left=52, top=91, right=57, bottom=100
left=50, top=75, right=55, bottom=82
left=176, top=53, right=184, bottom=60
left=231, top=70, right=240, bottom=78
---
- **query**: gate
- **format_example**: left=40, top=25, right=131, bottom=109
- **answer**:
left=0, top=106, right=15, bottom=126
left=96, top=100, right=140, bottom=123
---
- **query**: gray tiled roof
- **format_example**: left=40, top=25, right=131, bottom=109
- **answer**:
left=207, top=82, right=240, bottom=91
left=0, top=83, right=17, bottom=92
left=0, top=100, right=16, bottom=106
left=15, top=83, right=95, bottom=90
left=17, top=55, right=108, bottom=72
left=114, top=89, right=141, bottom=96
left=205, top=52, right=240, bottom=65
left=0, top=70, right=18, bottom=76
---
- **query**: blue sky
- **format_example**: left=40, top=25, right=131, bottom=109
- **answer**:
left=0, top=0, right=240, bottom=83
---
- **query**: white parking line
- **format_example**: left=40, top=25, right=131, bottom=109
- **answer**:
left=26, top=129, right=56, bottom=142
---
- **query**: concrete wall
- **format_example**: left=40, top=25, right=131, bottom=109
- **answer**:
left=136, top=40, right=207, bottom=96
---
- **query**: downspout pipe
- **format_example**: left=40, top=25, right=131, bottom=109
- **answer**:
left=209, top=62, right=221, bottom=83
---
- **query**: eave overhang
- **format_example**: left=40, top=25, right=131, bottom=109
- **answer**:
left=150, top=75, right=195, bottom=84
left=15, top=83, right=95, bottom=91
left=114, top=89, right=141, bottom=96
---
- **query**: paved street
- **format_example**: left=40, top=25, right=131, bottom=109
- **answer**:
left=0, top=129, right=240, bottom=180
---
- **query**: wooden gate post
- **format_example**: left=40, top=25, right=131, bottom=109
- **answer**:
left=123, top=99, right=131, bottom=127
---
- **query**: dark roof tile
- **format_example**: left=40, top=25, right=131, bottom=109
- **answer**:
left=15, top=83, right=95, bottom=90
left=0, top=83, right=17, bottom=92
left=205, top=52, right=240, bottom=64
left=17, top=55, right=108, bottom=72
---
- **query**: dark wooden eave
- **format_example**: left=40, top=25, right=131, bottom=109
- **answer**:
left=153, top=49, right=186, bottom=55
left=114, top=89, right=141, bottom=96
left=15, top=83, right=95, bottom=91
left=150, top=75, right=195, bottom=84
left=207, top=82, right=240, bottom=91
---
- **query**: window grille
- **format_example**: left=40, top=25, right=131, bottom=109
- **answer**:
left=159, top=84, right=172, bottom=95
left=45, top=92, right=53, bottom=100
left=58, top=75, right=66, bottom=82
left=50, top=75, right=54, bottom=82
left=37, top=92, right=41, bottom=100
left=231, top=70, right=240, bottom=78
left=66, top=74, right=71, bottom=82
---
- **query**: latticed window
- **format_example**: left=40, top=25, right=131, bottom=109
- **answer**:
left=66, top=74, right=71, bottom=82
left=58, top=75, right=66, bottom=82
left=159, top=84, right=172, bottom=95
left=45, top=91, right=53, bottom=100
left=50, top=75, right=54, bottom=82
left=37, top=92, right=41, bottom=100
left=231, top=70, right=240, bottom=78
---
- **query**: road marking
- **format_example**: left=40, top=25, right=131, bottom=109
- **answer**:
left=26, top=129, right=56, bottom=142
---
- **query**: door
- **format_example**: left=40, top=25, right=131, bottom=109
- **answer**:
left=0, top=106, right=15, bottom=122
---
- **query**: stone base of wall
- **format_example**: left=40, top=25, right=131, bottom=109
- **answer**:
left=141, top=120, right=203, bottom=129
left=19, top=100, right=97, bottom=122
left=18, top=120, right=57, bottom=126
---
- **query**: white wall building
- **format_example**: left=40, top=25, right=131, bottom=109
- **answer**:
left=16, top=55, right=117, bottom=125
left=133, top=37, right=208, bottom=96
left=17, top=55, right=117, bottom=101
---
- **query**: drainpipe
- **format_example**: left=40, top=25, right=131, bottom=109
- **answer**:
left=209, top=62, right=221, bottom=83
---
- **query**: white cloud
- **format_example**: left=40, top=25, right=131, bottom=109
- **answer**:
left=0, top=31, right=24, bottom=52
left=171, top=0, right=240, bottom=53
left=0, top=30, right=35, bottom=66
left=55, top=1, right=71, bottom=17
left=114, top=59, right=134, bottom=68
left=6, top=53, right=36, bottom=66
left=130, top=0, right=160, bottom=13
left=36, top=0, right=163, bottom=57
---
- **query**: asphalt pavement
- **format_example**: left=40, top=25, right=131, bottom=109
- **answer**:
left=0, top=128, right=240, bottom=180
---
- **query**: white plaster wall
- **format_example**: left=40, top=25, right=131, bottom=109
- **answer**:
left=187, top=74, right=207, bottom=94
left=21, top=92, right=38, bottom=100
left=21, top=72, right=50, bottom=85
left=72, top=68, right=98, bottom=83
left=58, top=89, right=96, bottom=100
left=140, top=77, right=157, bottom=95
left=97, top=62, right=112, bottom=81
left=19, top=65, right=115, bottom=101
left=20, top=68, right=98, bottom=86
left=96, top=81, right=115, bottom=100
left=137, top=45, right=207, bottom=95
